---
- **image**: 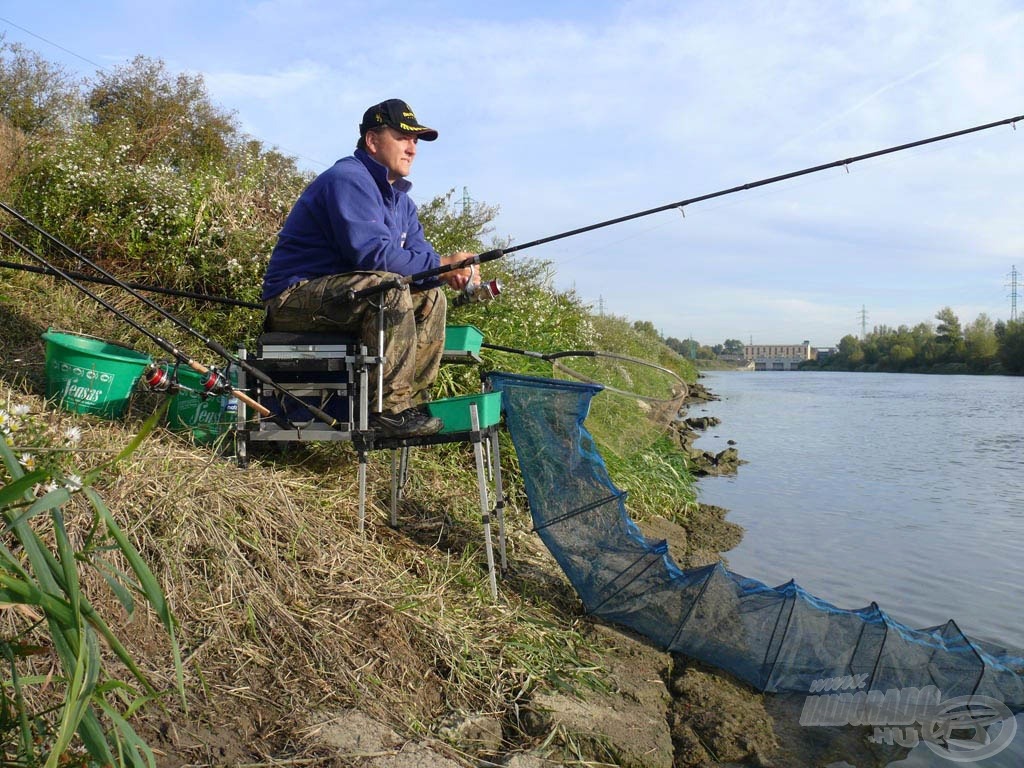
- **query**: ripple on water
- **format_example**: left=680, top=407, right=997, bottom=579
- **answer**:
left=695, top=371, right=1024, bottom=647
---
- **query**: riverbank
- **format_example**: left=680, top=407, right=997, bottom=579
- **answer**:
left=1, top=286, right=782, bottom=767
left=0, top=377, right=784, bottom=767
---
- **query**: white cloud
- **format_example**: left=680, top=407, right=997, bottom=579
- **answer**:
left=202, top=61, right=327, bottom=100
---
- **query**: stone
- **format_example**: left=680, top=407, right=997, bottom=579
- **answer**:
left=437, top=712, right=503, bottom=754
left=527, top=626, right=674, bottom=768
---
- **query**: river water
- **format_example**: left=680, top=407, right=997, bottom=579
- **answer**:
left=693, top=371, right=1024, bottom=766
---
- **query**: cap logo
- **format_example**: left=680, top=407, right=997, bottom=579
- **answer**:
left=361, top=99, right=437, bottom=140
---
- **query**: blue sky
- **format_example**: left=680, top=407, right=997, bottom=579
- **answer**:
left=2, top=1, right=1023, bottom=347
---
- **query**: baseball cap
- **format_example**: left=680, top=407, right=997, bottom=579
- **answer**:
left=359, top=99, right=438, bottom=141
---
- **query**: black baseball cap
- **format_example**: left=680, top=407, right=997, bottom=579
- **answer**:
left=359, top=99, right=438, bottom=141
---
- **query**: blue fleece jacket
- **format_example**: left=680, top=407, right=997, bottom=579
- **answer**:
left=261, top=149, right=441, bottom=301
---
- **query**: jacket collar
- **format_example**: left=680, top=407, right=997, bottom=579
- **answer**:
left=354, top=148, right=413, bottom=195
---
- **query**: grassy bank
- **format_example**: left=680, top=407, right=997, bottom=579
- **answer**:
left=0, top=267, right=766, bottom=765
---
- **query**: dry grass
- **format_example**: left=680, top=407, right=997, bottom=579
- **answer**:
left=1, top=272, right=607, bottom=763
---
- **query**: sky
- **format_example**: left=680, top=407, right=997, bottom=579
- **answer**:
left=2, top=0, right=1023, bottom=347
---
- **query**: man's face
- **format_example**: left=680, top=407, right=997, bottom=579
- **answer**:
left=365, top=127, right=419, bottom=182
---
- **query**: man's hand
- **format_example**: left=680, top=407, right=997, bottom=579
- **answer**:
left=440, top=251, right=479, bottom=291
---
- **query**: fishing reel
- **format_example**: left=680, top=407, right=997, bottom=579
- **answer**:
left=142, top=362, right=181, bottom=393
left=453, top=278, right=503, bottom=308
left=199, top=367, right=234, bottom=397
left=141, top=362, right=234, bottom=398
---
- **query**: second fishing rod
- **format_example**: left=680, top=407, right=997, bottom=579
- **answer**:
left=349, top=112, right=1024, bottom=301
left=0, top=202, right=351, bottom=429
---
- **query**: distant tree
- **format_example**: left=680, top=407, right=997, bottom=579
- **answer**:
left=836, top=334, right=864, bottom=366
left=664, top=336, right=688, bottom=356
left=721, top=338, right=745, bottom=356
left=87, top=55, right=239, bottom=169
left=0, top=37, right=82, bottom=134
left=997, top=320, right=1024, bottom=374
left=632, top=320, right=660, bottom=339
left=964, top=313, right=998, bottom=371
left=417, top=188, right=499, bottom=256
left=909, top=322, right=937, bottom=366
left=889, top=343, right=915, bottom=369
left=934, top=306, right=965, bottom=361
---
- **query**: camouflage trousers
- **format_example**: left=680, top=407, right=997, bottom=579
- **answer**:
left=264, top=271, right=447, bottom=414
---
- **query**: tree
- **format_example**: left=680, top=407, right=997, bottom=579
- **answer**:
left=934, top=306, right=964, bottom=361
left=964, top=313, right=998, bottom=371
left=87, top=55, right=238, bottom=169
left=836, top=334, right=865, bottom=366
left=0, top=37, right=82, bottom=134
left=417, top=189, right=500, bottom=256
left=632, top=320, right=659, bottom=339
left=721, top=338, right=745, bottom=356
left=664, top=336, right=688, bottom=356
left=997, top=320, right=1024, bottom=374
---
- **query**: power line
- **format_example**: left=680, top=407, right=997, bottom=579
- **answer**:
left=0, top=16, right=105, bottom=69
left=0, top=16, right=329, bottom=170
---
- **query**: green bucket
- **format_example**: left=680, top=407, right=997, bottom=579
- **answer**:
left=167, top=367, right=238, bottom=444
left=42, top=330, right=152, bottom=419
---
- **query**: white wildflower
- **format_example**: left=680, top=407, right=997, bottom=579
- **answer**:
left=64, top=474, right=83, bottom=492
left=12, top=404, right=30, bottom=417
left=19, top=453, right=36, bottom=471
left=64, top=426, right=82, bottom=445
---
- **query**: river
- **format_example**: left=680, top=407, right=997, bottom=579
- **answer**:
left=693, top=370, right=1024, bottom=766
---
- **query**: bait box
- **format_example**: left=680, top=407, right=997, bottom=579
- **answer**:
left=427, top=391, right=501, bottom=434
left=253, top=333, right=364, bottom=426
left=443, top=325, right=484, bottom=355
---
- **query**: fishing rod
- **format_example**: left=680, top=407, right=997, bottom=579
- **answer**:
left=0, top=259, right=260, bottom=307
left=0, top=225, right=265, bottom=417
left=0, top=203, right=346, bottom=429
left=352, top=111, right=1023, bottom=298
left=10, top=113, right=1019, bottom=311
left=482, top=342, right=687, bottom=402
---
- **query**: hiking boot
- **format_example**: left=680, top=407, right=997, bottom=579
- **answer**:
left=369, top=407, right=443, bottom=438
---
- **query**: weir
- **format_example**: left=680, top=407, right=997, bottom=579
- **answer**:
left=488, top=372, right=1024, bottom=712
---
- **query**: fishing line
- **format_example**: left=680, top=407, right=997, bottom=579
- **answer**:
left=0, top=258, right=261, bottom=307
left=482, top=342, right=686, bottom=403
left=481, top=342, right=688, bottom=457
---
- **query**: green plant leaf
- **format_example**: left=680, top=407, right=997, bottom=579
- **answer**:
left=0, top=468, right=50, bottom=507
left=91, top=557, right=137, bottom=615
left=85, top=487, right=185, bottom=704
left=46, top=625, right=101, bottom=768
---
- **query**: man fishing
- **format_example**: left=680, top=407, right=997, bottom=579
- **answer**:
left=261, top=98, right=477, bottom=438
